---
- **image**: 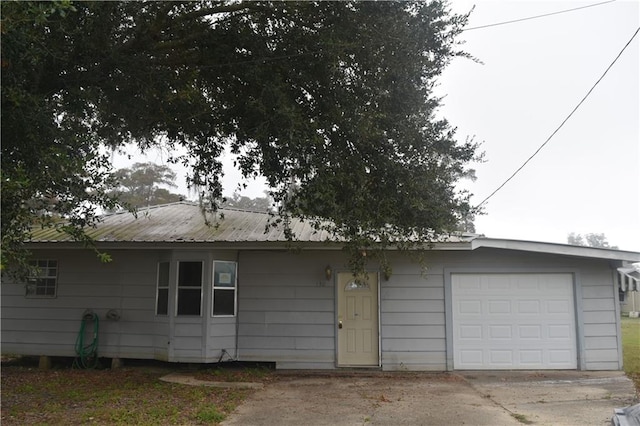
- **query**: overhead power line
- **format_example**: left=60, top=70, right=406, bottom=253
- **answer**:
left=476, top=26, right=640, bottom=209
left=463, top=0, right=616, bottom=32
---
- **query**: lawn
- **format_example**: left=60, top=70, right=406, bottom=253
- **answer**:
left=0, top=358, right=269, bottom=425
left=2, top=322, right=638, bottom=425
left=622, top=317, right=640, bottom=393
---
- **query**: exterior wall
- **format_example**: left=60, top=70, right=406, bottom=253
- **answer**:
left=1, top=248, right=238, bottom=363
left=380, top=264, right=446, bottom=371
left=1, top=246, right=624, bottom=370
left=621, top=291, right=640, bottom=315
left=1, top=249, right=160, bottom=359
left=237, top=251, right=340, bottom=369
left=237, top=248, right=623, bottom=371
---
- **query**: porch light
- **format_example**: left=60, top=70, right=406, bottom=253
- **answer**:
left=325, top=265, right=332, bottom=281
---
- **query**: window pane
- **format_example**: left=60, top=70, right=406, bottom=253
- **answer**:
left=178, top=262, right=202, bottom=287
left=177, top=288, right=201, bottom=315
left=157, top=288, right=169, bottom=315
left=214, top=262, right=236, bottom=288
left=25, top=260, right=57, bottom=298
left=158, top=262, right=170, bottom=287
left=213, top=289, right=235, bottom=316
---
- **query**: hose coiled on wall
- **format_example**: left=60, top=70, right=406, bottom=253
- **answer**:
left=73, top=310, right=99, bottom=369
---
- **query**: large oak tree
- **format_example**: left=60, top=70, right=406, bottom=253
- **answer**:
left=1, top=1, right=478, bottom=275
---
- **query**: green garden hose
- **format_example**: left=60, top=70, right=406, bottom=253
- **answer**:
left=73, top=311, right=99, bottom=369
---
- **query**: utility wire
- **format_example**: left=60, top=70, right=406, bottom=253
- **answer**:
left=463, top=0, right=616, bottom=32
left=476, top=26, right=640, bottom=209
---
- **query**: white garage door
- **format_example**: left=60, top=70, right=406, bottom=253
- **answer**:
left=452, top=273, right=577, bottom=370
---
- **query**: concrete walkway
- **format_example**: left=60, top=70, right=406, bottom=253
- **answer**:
left=220, top=370, right=637, bottom=426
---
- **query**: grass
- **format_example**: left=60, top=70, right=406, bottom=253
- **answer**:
left=622, top=317, right=640, bottom=393
left=0, top=358, right=266, bottom=425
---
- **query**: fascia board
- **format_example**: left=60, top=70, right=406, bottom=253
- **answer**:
left=471, top=238, right=640, bottom=262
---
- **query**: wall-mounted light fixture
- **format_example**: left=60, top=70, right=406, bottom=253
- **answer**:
left=325, top=265, right=332, bottom=281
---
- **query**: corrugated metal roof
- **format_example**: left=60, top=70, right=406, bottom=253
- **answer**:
left=27, top=202, right=475, bottom=244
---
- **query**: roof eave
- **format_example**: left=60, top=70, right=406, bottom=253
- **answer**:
left=471, top=238, right=640, bottom=262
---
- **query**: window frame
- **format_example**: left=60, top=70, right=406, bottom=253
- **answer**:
left=175, top=260, right=204, bottom=316
left=212, top=260, right=237, bottom=317
left=25, top=259, right=58, bottom=298
left=155, top=261, right=170, bottom=316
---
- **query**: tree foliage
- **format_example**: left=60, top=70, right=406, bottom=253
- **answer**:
left=567, top=232, right=618, bottom=249
left=2, top=1, right=478, bottom=275
left=222, top=192, right=272, bottom=212
left=110, top=162, right=184, bottom=210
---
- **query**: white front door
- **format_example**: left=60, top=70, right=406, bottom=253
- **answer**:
left=337, top=272, right=379, bottom=367
left=452, top=273, right=577, bottom=370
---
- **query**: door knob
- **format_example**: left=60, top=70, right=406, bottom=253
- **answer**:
left=338, top=320, right=343, bottom=329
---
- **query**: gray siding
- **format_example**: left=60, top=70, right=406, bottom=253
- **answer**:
left=237, top=251, right=338, bottom=369
left=1, top=250, right=160, bottom=359
left=381, top=270, right=446, bottom=371
left=1, top=248, right=239, bottom=363
left=1, top=246, right=625, bottom=370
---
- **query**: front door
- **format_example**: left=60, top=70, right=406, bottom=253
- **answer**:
left=337, top=272, right=379, bottom=366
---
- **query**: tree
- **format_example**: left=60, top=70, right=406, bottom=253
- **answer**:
left=567, top=232, right=618, bottom=249
left=222, top=192, right=273, bottom=212
left=2, top=1, right=478, bottom=275
left=110, top=162, right=184, bottom=209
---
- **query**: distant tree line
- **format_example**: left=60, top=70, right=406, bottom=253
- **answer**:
left=567, top=232, right=618, bottom=249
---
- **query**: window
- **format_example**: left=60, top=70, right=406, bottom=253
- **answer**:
left=177, top=261, right=203, bottom=316
left=156, top=262, right=170, bottom=315
left=26, top=260, right=57, bottom=297
left=212, top=261, right=237, bottom=316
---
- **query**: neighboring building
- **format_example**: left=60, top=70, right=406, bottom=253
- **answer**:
left=2, top=202, right=639, bottom=370
left=618, top=263, right=640, bottom=316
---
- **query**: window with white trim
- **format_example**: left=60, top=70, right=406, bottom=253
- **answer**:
left=176, top=261, right=203, bottom=316
left=26, top=260, right=58, bottom=297
left=212, top=261, right=237, bottom=316
left=156, top=262, right=170, bottom=315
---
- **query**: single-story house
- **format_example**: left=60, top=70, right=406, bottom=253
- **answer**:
left=2, top=202, right=639, bottom=371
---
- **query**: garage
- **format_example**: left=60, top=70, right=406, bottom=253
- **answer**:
left=451, top=273, right=577, bottom=370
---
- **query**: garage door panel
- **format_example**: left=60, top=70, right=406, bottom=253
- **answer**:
left=548, top=324, right=571, bottom=338
left=490, top=350, right=513, bottom=365
left=460, top=350, right=483, bottom=365
left=452, top=273, right=577, bottom=370
left=488, top=300, right=511, bottom=314
left=488, top=325, right=512, bottom=339
left=517, top=300, right=541, bottom=314
left=459, top=300, right=481, bottom=314
left=518, top=325, right=542, bottom=339
left=460, top=325, right=482, bottom=339
left=520, top=350, right=543, bottom=364
left=548, top=300, right=571, bottom=313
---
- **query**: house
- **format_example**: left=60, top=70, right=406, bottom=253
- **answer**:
left=618, top=263, right=640, bottom=317
left=2, top=202, right=639, bottom=371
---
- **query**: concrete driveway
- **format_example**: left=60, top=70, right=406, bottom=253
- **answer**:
left=222, top=371, right=638, bottom=426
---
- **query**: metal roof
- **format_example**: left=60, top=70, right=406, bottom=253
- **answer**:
left=29, top=202, right=326, bottom=243
left=28, top=202, right=475, bottom=245
left=25, top=203, right=640, bottom=262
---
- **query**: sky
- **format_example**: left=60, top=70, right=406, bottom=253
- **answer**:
left=438, top=0, right=639, bottom=251
left=113, top=0, right=640, bottom=252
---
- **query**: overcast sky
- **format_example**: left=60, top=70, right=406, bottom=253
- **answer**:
left=438, top=0, right=639, bottom=251
left=113, top=1, right=640, bottom=252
